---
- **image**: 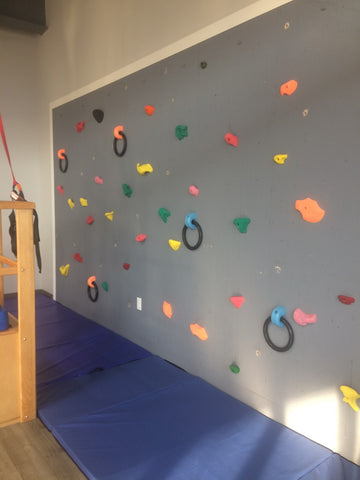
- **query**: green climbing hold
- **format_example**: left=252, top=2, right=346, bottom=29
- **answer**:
left=233, top=217, right=251, bottom=233
left=158, top=207, right=171, bottom=223
left=175, top=125, right=188, bottom=140
left=122, top=184, right=133, bottom=198
left=229, top=364, right=240, bottom=374
left=102, top=281, right=109, bottom=292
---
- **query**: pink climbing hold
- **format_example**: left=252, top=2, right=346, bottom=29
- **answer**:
left=189, top=185, right=199, bottom=196
left=94, top=176, right=103, bottom=185
left=76, top=121, right=85, bottom=132
left=293, top=308, right=317, bottom=326
left=136, top=234, right=147, bottom=243
left=225, top=133, right=238, bottom=147
left=73, top=253, right=83, bottom=263
left=230, top=296, right=245, bottom=309
left=57, top=185, right=64, bottom=195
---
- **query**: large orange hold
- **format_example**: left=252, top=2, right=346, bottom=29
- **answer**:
left=295, top=198, right=325, bottom=223
left=163, top=301, right=173, bottom=319
left=190, top=323, right=208, bottom=341
left=144, top=105, right=155, bottom=116
left=280, top=79, right=298, bottom=96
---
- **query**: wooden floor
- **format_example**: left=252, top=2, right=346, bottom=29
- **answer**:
left=0, top=418, right=87, bottom=479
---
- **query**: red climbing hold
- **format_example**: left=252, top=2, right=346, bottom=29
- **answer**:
left=123, top=263, right=130, bottom=270
left=87, top=215, right=95, bottom=225
left=57, top=185, right=64, bottom=195
left=225, top=133, right=238, bottom=147
left=338, top=295, right=355, bottom=305
left=73, top=253, right=83, bottom=263
left=230, top=296, right=245, bottom=309
left=76, top=121, right=85, bottom=132
left=136, top=234, right=147, bottom=242
left=144, top=105, right=155, bottom=116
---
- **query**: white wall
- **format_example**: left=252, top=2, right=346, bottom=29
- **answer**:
left=1, top=0, right=292, bottom=294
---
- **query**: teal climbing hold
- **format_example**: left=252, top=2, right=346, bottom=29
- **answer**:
left=102, top=282, right=109, bottom=292
left=158, top=208, right=171, bottom=223
left=122, top=184, right=133, bottom=198
left=229, top=364, right=240, bottom=374
left=233, top=218, right=251, bottom=233
left=175, top=125, right=188, bottom=140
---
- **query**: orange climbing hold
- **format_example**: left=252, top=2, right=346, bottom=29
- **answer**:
left=87, top=275, right=96, bottom=287
left=280, top=79, right=298, bottom=96
left=163, top=301, right=173, bottom=319
left=57, top=148, right=66, bottom=159
left=113, top=125, right=124, bottom=139
left=190, top=323, right=208, bottom=341
left=144, top=105, right=155, bottom=116
left=295, top=198, right=325, bottom=223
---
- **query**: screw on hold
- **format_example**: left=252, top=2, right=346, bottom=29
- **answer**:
left=233, top=217, right=251, bottom=233
left=229, top=364, right=240, bottom=374
left=175, top=125, right=188, bottom=140
left=200, top=61, right=207, bottom=69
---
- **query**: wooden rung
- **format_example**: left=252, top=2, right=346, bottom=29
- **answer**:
left=0, top=255, right=17, bottom=268
left=0, top=266, right=17, bottom=276
left=0, top=201, right=35, bottom=210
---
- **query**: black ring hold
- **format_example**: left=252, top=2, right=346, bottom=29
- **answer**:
left=113, top=132, right=128, bottom=157
left=182, top=220, right=203, bottom=251
left=87, top=282, right=99, bottom=302
left=59, top=154, right=69, bottom=173
left=263, top=316, right=294, bottom=352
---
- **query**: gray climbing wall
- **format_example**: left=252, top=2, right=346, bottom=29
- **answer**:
left=53, top=0, right=360, bottom=464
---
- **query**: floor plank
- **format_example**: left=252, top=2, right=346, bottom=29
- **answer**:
left=0, top=418, right=87, bottom=479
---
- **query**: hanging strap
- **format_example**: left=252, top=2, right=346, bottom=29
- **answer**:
left=0, top=114, right=19, bottom=188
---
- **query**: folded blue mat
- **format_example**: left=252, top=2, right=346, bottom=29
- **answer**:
left=38, top=355, right=360, bottom=480
left=5, top=294, right=151, bottom=386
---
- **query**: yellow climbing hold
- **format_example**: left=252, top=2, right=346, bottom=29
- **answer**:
left=137, top=163, right=153, bottom=175
left=340, top=385, right=360, bottom=412
left=80, top=197, right=88, bottom=207
left=67, top=198, right=75, bottom=209
left=59, top=264, right=70, bottom=276
left=273, top=154, right=288, bottom=165
left=105, top=211, right=114, bottom=221
left=169, top=239, right=181, bottom=251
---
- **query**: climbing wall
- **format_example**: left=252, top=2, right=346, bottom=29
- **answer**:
left=53, top=0, right=360, bottom=464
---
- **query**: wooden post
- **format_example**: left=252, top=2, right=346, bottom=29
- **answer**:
left=0, top=209, right=3, bottom=308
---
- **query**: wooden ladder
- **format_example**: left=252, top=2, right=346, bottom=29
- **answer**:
left=0, top=201, right=36, bottom=427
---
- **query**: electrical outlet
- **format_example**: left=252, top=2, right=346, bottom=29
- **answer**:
left=136, top=297, right=142, bottom=311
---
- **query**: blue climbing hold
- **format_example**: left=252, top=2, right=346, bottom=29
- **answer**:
left=271, top=305, right=286, bottom=327
left=185, top=212, right=197, bottom=230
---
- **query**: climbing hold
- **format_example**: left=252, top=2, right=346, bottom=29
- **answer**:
left=57, top=149, right=68, bottom=173
left=57, top=148, right=66, bottom=160
left=295, top=198, right=325, bottom=223
left=225, top=133, right=238, bottom=147
left=67, top=198, right=75, bottom=209
left=76, top=121, right=85, bottom=132
left=163, top=301, right=173, bottom=319
left=189, top=185, right=199, bottom=196
left=169, top=239, right=181, bottom=251
left=80, top=197, right=88, bottom=207
left=137, top=163, right=153, bottom=175
left=87, top=215, right=95, bottom=225
left=233, top=218, right=251, bottom=233
left=273, top=154, right=288, bottom=165
left=87, top=276, right=99, bottom=302
left=113, top=125, right=127, bottom=157
left=340, top=386, right=360, bottom=412
left=122, top=184, right=133, bottom=197
left=144, top=105, right=155, bottom=116
left=175, top=125, right=188, bottom=140
left=123, top=263, right=130, bottom=270
left=87, top=275, right=96, bottom=288
left=182, top=217, right=203, bottom=251
left=73, top=253, right=83, bottom=263
left=280, top=79, right=298, bottom=96
left=59, top=264, right=70, bottom=277
left=57, top=185, right=64, bottom=195
left=190, top=323, right=208, bottom=341
left=338, top=295, right=355, bottom=305
left=230, top=296, right=245, bottom=309
left=200, top=61, right=207, bottom=69
left=185, top=212, right=197, bottom=230
left=92, top=109, right=104, bottom=123
left=229, top=364, right=240, bottom=374
left=94, top=176, right=103, bottom=185
left=102, top=281, right=109, bottom=292
left=136, top=234, right=147, bottom=242
left=159, top=208, right=171, bottom=223
left=293, top=308, right=317, bottom=326
left=105, top=211, right=114, bottom=221
left=271, top=305, right=286, bottom=327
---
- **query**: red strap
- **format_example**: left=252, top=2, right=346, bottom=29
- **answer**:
left=0, top=114, right=18, bottom=186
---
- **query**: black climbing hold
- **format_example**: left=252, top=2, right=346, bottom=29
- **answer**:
left=93, top=109, right=104, bottom=123
left=200, top=61, right=207, bottom=69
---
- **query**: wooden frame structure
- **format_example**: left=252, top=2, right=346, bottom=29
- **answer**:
left=0, top=201, right=36, bottom=427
